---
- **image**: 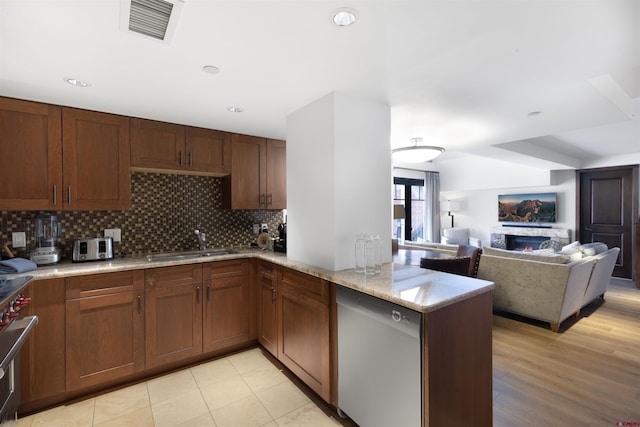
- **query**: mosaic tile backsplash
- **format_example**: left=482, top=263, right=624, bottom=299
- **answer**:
left=1, top=172, right=285, bottom=260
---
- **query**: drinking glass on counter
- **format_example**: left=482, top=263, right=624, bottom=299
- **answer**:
left=355, top=233, right=382, bottom=275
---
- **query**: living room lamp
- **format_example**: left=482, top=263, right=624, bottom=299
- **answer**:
left=391, top=138, right=445, bottom=163
left=447, top=200, right=460, bottom=228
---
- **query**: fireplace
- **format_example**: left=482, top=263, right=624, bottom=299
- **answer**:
left=505, top=235, right=548, bottom=251
left=490, top=226, right=571, bottom=251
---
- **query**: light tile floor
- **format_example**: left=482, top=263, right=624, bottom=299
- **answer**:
left=17, top=348, right=343, bottom=427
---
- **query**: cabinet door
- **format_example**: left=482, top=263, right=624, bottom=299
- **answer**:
left=185, top=127, right=231, bottom=175
left=258, top=262, right=278, bottom=356
left=0, top=97, right=62, bottom=210
left=228, top=134, right=266, bottom=209
left=145, top=265, right=203, bottom=367
left=62, top=107, right=130, bottom=210
left=65, top=271, right=145, bottom=391
left=266, top=139, right=286, bottom=209
left=203, top=260, right=250, bottom=352
left=19, top=278, right=66, bottom=413
left=130, top=117, right=185, bottom=170
left=278, top=268, right=330, bottom=401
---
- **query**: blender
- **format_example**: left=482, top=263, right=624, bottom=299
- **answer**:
left=30, top=214, right=62, bottom=265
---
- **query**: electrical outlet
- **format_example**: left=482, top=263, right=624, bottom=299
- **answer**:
left=252, top=224, right=261, bottom=235
left=104, top=228, right=122, bottom=242
left=12, top=232, right=26, bottom=248
left=261, top=223, right=268, bottom=233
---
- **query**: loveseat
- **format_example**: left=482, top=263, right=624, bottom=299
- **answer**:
left=477, top=244, right=620, bottom=332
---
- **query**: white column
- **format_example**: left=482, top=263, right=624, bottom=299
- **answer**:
left=286, top=92, right=391, bottom=271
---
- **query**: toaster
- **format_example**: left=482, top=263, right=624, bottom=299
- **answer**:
left=72, top=238, right=114, bottom=262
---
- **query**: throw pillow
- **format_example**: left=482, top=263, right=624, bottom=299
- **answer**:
left=562, top=241, right=581, bottom=252
left=580, top=242, right=608, bottom=256
left=559, top=247, right=583, bottom=262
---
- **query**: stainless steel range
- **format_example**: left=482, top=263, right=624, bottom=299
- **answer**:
left=0, top=276, right=37, bottom=426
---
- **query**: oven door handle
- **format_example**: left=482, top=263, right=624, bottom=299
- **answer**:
left=0, top=316, right=38, bottom=380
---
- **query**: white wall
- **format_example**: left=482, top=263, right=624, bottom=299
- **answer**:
left=434, top=154, right=577, bottom=246
left=286, top=92, right=391, bottom=271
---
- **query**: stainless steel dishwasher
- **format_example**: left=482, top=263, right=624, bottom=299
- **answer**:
left=337, top=285, right=422, bottom=427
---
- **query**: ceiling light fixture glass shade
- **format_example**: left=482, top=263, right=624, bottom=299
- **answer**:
left=391, top=138, right=445, bottom=163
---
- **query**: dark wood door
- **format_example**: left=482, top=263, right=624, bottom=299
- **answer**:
left=266, top=139, right=286, bottom=209
left=228, top=134, right=266, bottom=209
left=278, top=268, right=330, bottom=401
left=258, top=262, right=278, bottom=356
left=202, top=260, right=250, bottom=352
left=0, top=97, right=62, bottom=210
left=577, top=166, right=638, bottom=278
left=20, top=278, right=66, bottom=413
left=145, top=264, right=203, bottom=368
left=62, top=107, right=131, bottom=210
left=130, top=117, right=185, bottom=170
left=65, top=271, right=145, bottom=390
left=185, top=127, right=231, bottom=174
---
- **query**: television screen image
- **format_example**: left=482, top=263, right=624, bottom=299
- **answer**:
left=498, top=193, right=557, bottom=223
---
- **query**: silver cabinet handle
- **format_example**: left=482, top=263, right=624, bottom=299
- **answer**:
left=267, top=194, right=273, bottom=207
left=67, top=186, right=71, bottom=206
left=179, top=150, right=183, bottom=166
left=137, top=295, right=142, bottom=314
left=196, top=286, right=200, bottom=304
left=53, top=185, right=57, bottom=206
left=206, top=285, right=210, bottom=302
left=189, top=152, right=193, bottom=167
left=271, top=287, right=276, bottom=303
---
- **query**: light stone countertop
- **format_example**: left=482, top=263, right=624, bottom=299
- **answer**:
left=4, top=247, right=494, bottom=313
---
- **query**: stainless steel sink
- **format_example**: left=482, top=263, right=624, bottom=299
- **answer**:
left=145, top=249, right=237, bottom=262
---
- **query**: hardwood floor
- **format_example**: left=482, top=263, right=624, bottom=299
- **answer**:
left=492, top=278, right=640, bottom=426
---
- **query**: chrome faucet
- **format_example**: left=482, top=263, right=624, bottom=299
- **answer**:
left=195, top=229, right=207, bottom=250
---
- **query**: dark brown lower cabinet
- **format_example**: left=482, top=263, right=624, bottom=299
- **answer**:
left=145, top=264, right=203, bottom=368
left=277, top=267, right=331, bottom=402
left=20, top=278, right=66, bottom=413
left=203, top=259, right=252, bottom=352
left=257, top=261, right=278, bottom=356
left=65, top=271, right=145, bottom=391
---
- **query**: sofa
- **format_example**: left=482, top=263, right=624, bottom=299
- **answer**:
left=477, top=244, right=620, bottom=332
left=441, top=228, right=483, bottom=247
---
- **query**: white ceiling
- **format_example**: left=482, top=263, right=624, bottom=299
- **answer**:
left=1, top=0, right=639, bottom=170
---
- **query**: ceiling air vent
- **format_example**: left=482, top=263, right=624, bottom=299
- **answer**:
left=120, top=0, right=184, bottom=44
left=129, top=0, right=173, bottom=40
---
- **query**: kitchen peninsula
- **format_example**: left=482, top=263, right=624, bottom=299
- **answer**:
left=13, top=248, right=493, bottom=426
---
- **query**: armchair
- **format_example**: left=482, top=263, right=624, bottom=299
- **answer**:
left=441, top=227, right=469, bottom=245
left=420, top=256, right=472, bottom=276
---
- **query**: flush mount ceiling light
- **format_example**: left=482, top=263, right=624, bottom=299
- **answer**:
left=330, top=7, right=360, bottom=27
left=227, top=106, right=244, bottom=113
left=63, top=77, right=90, bottom=87
left=391, top=138, right=445, bottom=163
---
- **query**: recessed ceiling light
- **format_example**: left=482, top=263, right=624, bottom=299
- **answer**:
left=227, top=106, right=244, bottom=113
left=202, top=65, right=220, bottom=74
left=527, top=111, right=543, bottom=117
left=330, top=7, right=360, bottom=27
left=63, top=77, right=90, bottom=87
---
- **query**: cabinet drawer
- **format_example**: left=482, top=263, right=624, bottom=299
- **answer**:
left=205, top=259, right=248, bottom=282
left=145, top=264, right=202, bottom=289
left=280, top=267, right=328, bottom=304
left=66, top=270, right=144, bottom=300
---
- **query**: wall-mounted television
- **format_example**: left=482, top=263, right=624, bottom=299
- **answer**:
left=498, top=192, right=557, bottom=223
